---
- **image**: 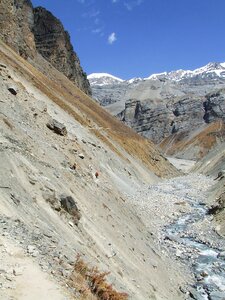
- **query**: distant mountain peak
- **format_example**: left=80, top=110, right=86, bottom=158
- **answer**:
left=147, top=62, right=225, bottom=82
left=88, top=73, right=124, bottom=86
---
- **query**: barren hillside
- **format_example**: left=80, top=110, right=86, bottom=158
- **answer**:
left=0, top=39, right=188, bottom=300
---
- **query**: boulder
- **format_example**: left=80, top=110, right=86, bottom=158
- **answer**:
left=46, top=119, right=67, bottom=136
left=7, top=86, right=18, bottom=95
left=60, top=195, right=81, bottom=224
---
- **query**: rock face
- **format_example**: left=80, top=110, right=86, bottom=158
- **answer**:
left=33, top=7, right=91, bottom=95
left=89, top=64, right=225, bottom=158
left=118, top=94, right=205, bottom=144
left=0, top=0, right=36, bottom=58
left=0, top=1, right=91, bottom=95
left=204, top=90, right=225, bottom=123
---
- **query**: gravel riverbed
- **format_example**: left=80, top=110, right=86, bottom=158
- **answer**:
left=127, top=174, right=225, bottom=300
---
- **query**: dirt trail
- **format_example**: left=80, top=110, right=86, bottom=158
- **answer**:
left=0, top=236, right=72, bottom=300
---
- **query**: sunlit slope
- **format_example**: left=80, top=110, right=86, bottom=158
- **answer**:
left=0, top=39, right=177, bottom=178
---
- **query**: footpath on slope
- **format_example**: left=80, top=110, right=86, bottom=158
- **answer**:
left=0, top=235, right=73, bottom=300
left=126, top=167, right=225, bottom=300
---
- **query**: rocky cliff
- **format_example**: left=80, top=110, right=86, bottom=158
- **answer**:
left=0, top=0, right=91, bottom=95
left=0, top=0, right=36, bottom=58
left=89, top=65, right=225, bottom=159
left=33, top=7, right=91, bottom=95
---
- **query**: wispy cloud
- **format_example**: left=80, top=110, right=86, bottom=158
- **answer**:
left=108, top=32, right=117, bottom=44
left=112, top=0, right=119, bottom=3
left=82, top=9, right=100, bottom=18
left=124, top=0, right=144, bottom=11
left=92, top=27, right=104, bottom=36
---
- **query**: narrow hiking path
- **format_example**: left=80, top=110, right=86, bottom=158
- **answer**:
left=0, top=235, right=73, bottom=300
left=128, top=172, right=225, bottom=300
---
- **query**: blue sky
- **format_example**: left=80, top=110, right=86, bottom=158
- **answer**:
left=31, top=0, right=225, bottom=79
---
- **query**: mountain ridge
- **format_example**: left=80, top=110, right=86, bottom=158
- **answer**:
left=88, top=61, right=225, bottom=86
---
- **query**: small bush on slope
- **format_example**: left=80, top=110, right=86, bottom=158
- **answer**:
left=69, top=255, right=128, bottom=300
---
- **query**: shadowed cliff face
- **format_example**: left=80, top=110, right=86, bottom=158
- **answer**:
left=0, top=0, right=36, bottom=58
left=33, top=7, right=91, bottom=95
left=0, top=0, right=91, bottom=95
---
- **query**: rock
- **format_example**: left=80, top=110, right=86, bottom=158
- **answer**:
left=204, top=91, right=225, bottom=123
left=33, top=7, right=91, bottom=95
left=218, top=251, right=225, bottom=258
left=46, top=119, right=67, bottom=136
left=214, top=170, right=225, bottom=181
left=175, top=249, right=183, bottom=257
left=27, top=245, right=39, bottom=257
left=7, top=86, right=17, bottom=95
left=0, top=1, right=90, bottom=95
left=189, top=288, right=203, bottom=300
left=13, top=267, right=23, bottom=276
left=78, top=153, right=85, bottom=159
left=0, top=64, right=7, bottom=69
left=60, top=195, right=81, bottom=224
left=208, top=193, right=225, bottom=215
left=200, top=271, right=208, bottom=277
left=68, top=221, right=74, bottom=227
left=90, top=68, right=225, bottom=159
left=0, top=0, right=36, bottom=59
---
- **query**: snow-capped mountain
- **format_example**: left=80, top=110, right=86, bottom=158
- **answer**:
left=88, top=62, right=225, bottom=87
left=147, top=62, right=225, bottom=81
left=87, top=73, right=124, bottom=86
left=88, top=61, right=225, bottom=155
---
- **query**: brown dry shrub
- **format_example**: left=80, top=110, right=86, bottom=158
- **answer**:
left=70, top=255, right=128, bottom=300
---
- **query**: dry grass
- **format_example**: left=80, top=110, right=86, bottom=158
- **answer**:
left=69, top=255, right=128, bottom=300
left=160, top=121, right=225, bottom=159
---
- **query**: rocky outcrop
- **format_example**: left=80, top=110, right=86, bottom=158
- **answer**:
left=33, top=7, right=91, bottom=95
left=0, top=0, right=36, bottom=58
left=0, top=1, right=91, bottom=95
left=90, top=66, right=225, bottom=158
left=204, top=90, right=225, bottom=123
left=118, top=95, right=205, bottom=144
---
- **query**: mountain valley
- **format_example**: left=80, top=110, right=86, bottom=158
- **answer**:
left=89, top=63, right=225, bottom=159
left=0, top=1, right=225, bottom=300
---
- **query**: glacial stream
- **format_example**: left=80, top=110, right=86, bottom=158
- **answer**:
left=164, top=197, right=225, bottom=300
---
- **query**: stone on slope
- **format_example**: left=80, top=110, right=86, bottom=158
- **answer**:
left=46, top=119, right=67, bottom=136
left=60, top=195, right=81, bottom=224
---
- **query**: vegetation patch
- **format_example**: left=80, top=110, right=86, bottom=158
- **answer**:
left=69, top=255, right=128, bottom=300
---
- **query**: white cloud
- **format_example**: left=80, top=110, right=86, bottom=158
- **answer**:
left=92, top=27, right=104, bottom=35
left=108, top=32, right=117, bottom=44
left=124, top=0, right=143, bottom=11
left=112, top=0, right=118, bottom=3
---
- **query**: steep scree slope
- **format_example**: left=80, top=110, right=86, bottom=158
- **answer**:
left=0, top=40, right=185, bottom=300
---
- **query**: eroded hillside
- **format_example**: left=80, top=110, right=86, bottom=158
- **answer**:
left=0, top=39, right=188, bottom=300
